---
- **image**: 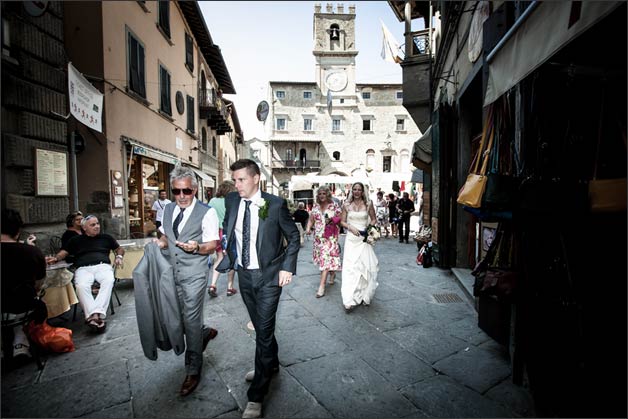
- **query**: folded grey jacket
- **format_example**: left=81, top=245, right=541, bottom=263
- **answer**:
left=133, top=242, right=185, bottom=359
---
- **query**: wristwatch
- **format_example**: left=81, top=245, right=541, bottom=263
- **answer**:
left=193, top=243, right=200, bottom=254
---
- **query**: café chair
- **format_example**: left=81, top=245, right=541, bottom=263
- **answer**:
left=1, top=310, right=44, bottom=370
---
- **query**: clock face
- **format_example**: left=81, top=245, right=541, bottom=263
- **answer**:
left=326, top=71, right=347, bottom=92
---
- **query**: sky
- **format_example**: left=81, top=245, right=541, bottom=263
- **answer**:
left=198, top=1, right=420, bottom=140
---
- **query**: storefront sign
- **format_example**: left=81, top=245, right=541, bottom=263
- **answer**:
left=35, top=148, right=68, bottom=196
left=68, top=62, right=103, bottom=133
left=131, top=144, right=178, bottom=165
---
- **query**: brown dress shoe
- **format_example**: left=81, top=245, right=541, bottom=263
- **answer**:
left=180, top=374, right=200, bottom=397
left=202, top=328, right=218, bottom=351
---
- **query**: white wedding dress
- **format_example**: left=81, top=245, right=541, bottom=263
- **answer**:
left=341, top=210, right=379, bottom=307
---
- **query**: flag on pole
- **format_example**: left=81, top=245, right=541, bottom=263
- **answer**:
left=380, top=20, right=401, bottom=64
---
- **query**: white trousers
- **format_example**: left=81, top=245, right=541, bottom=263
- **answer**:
left=74, top=263, right=114, bottom=320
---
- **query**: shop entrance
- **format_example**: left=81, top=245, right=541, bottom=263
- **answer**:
left=127, top=155, right=171, bottom=238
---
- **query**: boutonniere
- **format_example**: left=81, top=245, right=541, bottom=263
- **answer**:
left=256, top=198, right=269, bottom=220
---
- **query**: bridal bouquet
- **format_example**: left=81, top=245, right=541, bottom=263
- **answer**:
left=360, top=224, right=381, bottom=245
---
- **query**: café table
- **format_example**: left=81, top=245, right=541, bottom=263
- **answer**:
left=42, top=261, right=78, bottom=319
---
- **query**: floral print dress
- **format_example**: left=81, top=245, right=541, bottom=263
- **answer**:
left=311, top=202, right=342, bottom=272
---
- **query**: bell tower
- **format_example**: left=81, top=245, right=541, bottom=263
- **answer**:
left=313, top=3, right=358, bottom=95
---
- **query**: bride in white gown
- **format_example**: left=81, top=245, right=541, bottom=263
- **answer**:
left=339, top=182, right=379, bottom=312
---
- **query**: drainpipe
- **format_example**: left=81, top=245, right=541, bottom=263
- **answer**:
left=69, top=131, right=79, bottom=211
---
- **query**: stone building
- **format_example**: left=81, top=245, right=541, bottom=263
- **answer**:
left=1, top=1, right=71, bottom=247
left=266, top=3, right=421, bottom=199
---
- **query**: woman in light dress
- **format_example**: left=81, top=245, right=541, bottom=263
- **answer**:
left=306, top=185, right=342, bottom=298
left=339, top=182, right=379, bottom=312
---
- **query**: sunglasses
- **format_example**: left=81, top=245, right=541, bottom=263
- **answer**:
left=172, top=188, right=194, bottom=196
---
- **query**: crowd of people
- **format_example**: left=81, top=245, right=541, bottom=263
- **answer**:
left=2, top=164, right=421, bottom=419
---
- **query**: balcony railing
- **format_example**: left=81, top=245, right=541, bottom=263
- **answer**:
left=272, top=159, right=320, bottom=169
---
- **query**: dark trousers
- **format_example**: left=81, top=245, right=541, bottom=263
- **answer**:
left=237, top=267, right=282, bottom=403
left=398, top=216, right=411, bottom=241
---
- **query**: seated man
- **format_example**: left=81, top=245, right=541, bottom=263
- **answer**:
left=47, top=215, right=124, bottom=332
left=1, top=208, right=48, bottom=358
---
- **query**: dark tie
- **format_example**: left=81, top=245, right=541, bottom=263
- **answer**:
left=173, top=207, right=185, bottom=239
left=242, top=200, right=251, bottom=268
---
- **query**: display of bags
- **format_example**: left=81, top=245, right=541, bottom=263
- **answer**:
left=457, top=106, right=495, bottom=208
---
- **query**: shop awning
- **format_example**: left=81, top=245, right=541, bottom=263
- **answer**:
left=412, top=126, right=432, bottom=172
left=484, top=1, right=621, bottom=106
left=189, top=167, right=215, bottom=188
left=123, top=137, right=178, bottom=165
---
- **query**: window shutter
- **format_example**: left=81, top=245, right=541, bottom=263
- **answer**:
left=185, top=34, right=194, bottom=72
left=128, top=35, right=139, bottom=94
left=158, top=0, right=170, bottom=37
left=187, top=95, right=194, bottom=132
left=138, top=43, right=145, bottom=98
left=160, top=67, right=171, bottom=115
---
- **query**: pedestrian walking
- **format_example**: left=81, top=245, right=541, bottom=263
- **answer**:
left=154, top=165, right=221, bottom=397
left=217, top=159, right=300, bottom=419
left=305, top=185, right=342, bottom=298
left=396, top=192, right=415, bottom=244
left=208, top=180, right=237, bottom=297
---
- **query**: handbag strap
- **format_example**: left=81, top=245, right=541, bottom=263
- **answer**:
left=471, top=106, right=494, bottom=174
left=479, top=120, right=495, bottom=176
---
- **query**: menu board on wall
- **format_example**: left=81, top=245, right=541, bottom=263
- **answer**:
left=35, top=148, right=68, bottom=196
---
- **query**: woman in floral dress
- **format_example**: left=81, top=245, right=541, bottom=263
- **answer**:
left=305, top=185, right=342, bottom=298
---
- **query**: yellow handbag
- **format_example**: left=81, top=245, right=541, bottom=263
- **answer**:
left=457, top=108, right=495, bottom=208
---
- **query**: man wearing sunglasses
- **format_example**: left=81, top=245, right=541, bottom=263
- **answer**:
left=217, top=159, right=300, bottom=419
left=154, top=165, right=220, bottom=397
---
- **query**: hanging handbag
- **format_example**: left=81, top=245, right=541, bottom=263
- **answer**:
left=457, top=107, right=495, bottom=208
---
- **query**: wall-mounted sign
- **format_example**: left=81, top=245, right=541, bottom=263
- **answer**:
left=68, top=62, right=103, bottom=132
left=35, top=148, right=68, bottom=196
left=256, top=100, right=269, bottom=121
left=111, top=170, right=124, bottom=208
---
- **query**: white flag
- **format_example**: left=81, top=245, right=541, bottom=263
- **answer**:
left=380, top=20, right=401, bottom=64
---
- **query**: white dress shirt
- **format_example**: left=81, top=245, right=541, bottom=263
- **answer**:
left=235, top=189, right=261, bottom=269
left=158, top=198, right=220, bottom=242
left=151, top=198, right=171, bottom=222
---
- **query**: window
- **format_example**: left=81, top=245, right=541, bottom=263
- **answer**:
left=362, top=92, right=371, bottom=99
left=362, top=119, right=372, bottom=131
left=159, top=64, right=171, bottom=115
left=186, top=95, right=194, bottom=133
left=2, top=17, right=12, bottom=57
left=212, top=137, right=217, bottom=156
left=285, top=148, right=293, bottom=161
left=303, top=91, right=312, bottom=99
left=185, top=33, right=194, bottom=72
left=383, top=156, right=391, bottom=172
left=276, top=90, right=285, bottom=99
left=396, top=118, right=405, bottom=131
left=366, top=149, right=375, bottom=169
left=333, top=151, right=340, bottom=160
left=201, top=128, right=207, bottom=151
left=332, top=118, right=341, bottom=132
left=127, top=30, right=146, bottom=98
left=339, top=98, right=345, bottom=104
left=400, top=149, right=410, bottom=171
left=276, top=118, right=286, bottom=130
left=396, top=91, right=403, bottom=99
left=157, top=0, right=170, bottom=38
left=303, top=118, right=313, bottom=131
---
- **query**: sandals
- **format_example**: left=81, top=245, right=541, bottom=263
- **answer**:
left=344, top=305, right=356, bottom=313
left=315, top=286, right=326, bottom=298
left=328, top=276, right=335, bottom=286
left=86, top=314, right=106, bottom=333
left=208, top=286, right=218, bottom=298
left=226, top=288, right=237, bottom=297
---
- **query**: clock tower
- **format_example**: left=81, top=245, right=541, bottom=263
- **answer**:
left=313, top=3, right=358, bottom=95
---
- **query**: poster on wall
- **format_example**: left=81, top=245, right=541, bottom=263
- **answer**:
left=35, top=148, right=68, bottom=196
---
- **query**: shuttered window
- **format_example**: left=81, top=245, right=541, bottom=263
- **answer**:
left=127, top=31, right=146, bottom=98
left=158, top=1, right=170, bottom=38
left=185, top=33, right=194, bottom=72
left=159, top=65, right=171, bottom=115
left=186, top=95, right=195, bottom=133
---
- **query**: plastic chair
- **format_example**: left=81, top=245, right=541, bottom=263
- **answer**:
left=1, top=311, right=44, bottom=370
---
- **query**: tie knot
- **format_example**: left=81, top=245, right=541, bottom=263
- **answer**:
left=244, top=200, right=252, bottom=208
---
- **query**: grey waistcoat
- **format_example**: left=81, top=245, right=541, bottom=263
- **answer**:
left=162, top=201, right=210, bottom=279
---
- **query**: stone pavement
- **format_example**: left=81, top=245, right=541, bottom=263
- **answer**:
left=2, top=236, right=535, bottom=418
